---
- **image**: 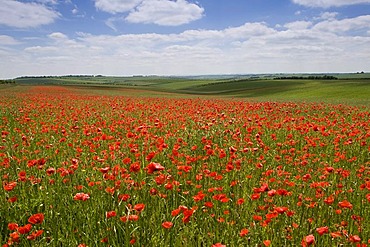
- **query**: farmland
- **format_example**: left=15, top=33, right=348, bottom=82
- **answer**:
left=13, top=73, right=370, bottom=105
left=1, top=76, right=370, bottom=246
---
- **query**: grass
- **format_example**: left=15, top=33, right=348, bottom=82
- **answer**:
left=1, top=86, right=370, bottom=246
left=12, top=75, right=370, bottom=105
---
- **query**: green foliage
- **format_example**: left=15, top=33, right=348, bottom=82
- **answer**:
left=0, top=79, right=15, bottom=84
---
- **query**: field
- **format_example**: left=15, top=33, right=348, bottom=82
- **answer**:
left=14, top=74, right=370, bottom=105
left=1, top=78, right=370, bottom=246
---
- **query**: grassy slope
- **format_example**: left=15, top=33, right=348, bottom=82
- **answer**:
left=12, top=75, right=370, bottom=105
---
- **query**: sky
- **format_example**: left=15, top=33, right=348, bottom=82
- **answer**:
left=1, top=0, right=370, bottom=79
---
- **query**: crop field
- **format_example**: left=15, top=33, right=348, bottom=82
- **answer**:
left=14, top=75, right=370, bottom=105
left=1, top=84, right=370, bottom=246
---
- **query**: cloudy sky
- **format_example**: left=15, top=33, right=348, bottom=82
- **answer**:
left=1, top=0, right=370, bottom=78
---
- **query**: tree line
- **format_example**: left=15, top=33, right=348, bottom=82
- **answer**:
left=0, top=79, right=16, bottom=84
left=274, top=75, right=338, bottom=80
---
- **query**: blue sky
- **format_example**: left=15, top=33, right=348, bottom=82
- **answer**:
left=1, top=0, right=370, bottom=78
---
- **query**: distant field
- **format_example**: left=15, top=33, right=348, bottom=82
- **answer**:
left=9, top=74, right=370, bottom=105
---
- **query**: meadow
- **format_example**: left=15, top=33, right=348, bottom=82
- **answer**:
left=1, top=77, right=370, bottom=246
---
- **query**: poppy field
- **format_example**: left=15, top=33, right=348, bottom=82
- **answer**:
left=1, top=85, right=370, bottom=246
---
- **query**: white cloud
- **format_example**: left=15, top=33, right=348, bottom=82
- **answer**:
left=292, top=0, right=370, bottom=8
left=126, top=0, right=204, bottom=26
left=94, top=0, right=143, bottom=13
left=316, top=12, right=338, bottom=20
left=0, top=0, right=60, bottom=28
left=1, top=14, right=370, bottom=78
left=313, top=15, right=370, bottom=33
left=48, top=32, right=69, bottom=40
left=284, top=21, right=313, bottom=30
left=35, top=0, right=58, bottom=4
left=0, top=35, right=20, bottom=45
left=94, top=0, right=204, bottom=26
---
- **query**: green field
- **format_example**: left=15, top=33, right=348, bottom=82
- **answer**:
left=7, top=73, right=370, bottom=105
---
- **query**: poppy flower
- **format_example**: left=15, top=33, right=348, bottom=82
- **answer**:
left=349, top=235, right=361, bottom=242
left=130, top=162, right=141, bottom=173
left=253, top=215, right=263, bottom=221
left=9, top=232, right=20, bottom=243
left=28, top=213, right=44, bottom=225
left=8, top=223, right=18, bottom=231
left=118, top=194, right=130, bottom=202
left=146, top=162, right=165, bottom=174
left=182, top=209, right=195, bottom=224
left=7, top=196, right=17, bottom=203
left=301, top=234, right=315, bottom=246
left=133, top=203, right=145, bottom=212
left=212, top=243, right=226, bottom=247
left=239, top=228, right=249, bottom=237
left=162, top=221, right=173, bottom=229
left=263, top=240, right=271, bottom=246
left=130, top=238, right=136, bottom=245
left=120, top=215, right=139, bottom=222
left=106, top=211, right=117, bottom=219
left=26, top=230, right=43, bottom=240
left=74, top=192, right=90, bottom=201
left=316, top=226, right=329, bottom=235
left=3, top=181, right=17, bottom=191
left=338, top=200, right=353, bottom=209
left=18, top=224, right=32, bottom=234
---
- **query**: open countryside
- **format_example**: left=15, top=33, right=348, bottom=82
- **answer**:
left=1, top=74, right=370, bottom=246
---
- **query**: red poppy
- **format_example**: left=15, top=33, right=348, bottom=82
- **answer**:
left=330, top=231, right=342, bottom=238
left=26, top=230, right=43, bottom=240
left=316, top=226, right=329, bottom=235
left=18, top=224, right=32, bottom=234
left=338, top=200, right=353, bottom=209
left=3, top=181, right=17, bottom=191
left=162, top=221, right=173, bottom=229
left=28, top=213, right=44, bottom=225
left=118, top=194, right=130, bottom=202
left=133, top=203, right=145, bottom=212
left=193, top=191, right=206, bottom=202
left=74, top=192, right=90, bottom=201
left=350, top=235, right=361, bottom=242
left=182, top=209, right=194, bottom=224
left=302, top=234, right=315, bottom=247
left=106, top=211, right=117, bottom=219
left=263, top=240, right=271, bottom=246
left=8, top=223, right=18, bottom=231
left=7, top=196, right=17, bottom=203
left=212, top=243, right=226, bottom=247
left=130, top=162, right=141, bottom=173
left=146, top=162, right=165, bottom=174
left=251, top=193, right=260, bottom=200
left=46, top=167, right=56, bottom=176
left=239, top=228, right=249, bottom=237
left=236, top=198, right=245, bottom=205
left=9, top=232, right=20, bottom=243
left=171, top=208, right=181, bottom=217
left=120, top=215, right=139, bottom=222
left=253, top=215, right=263, bottom=221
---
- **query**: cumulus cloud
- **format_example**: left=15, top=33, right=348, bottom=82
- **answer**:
left=284, top=21, right=313, bottom=30
left=0, top=0, right=60, bottom=28
left=0, top=35, right=20, bottom=45
left=94, top=0, right=143, bottom=13
left=315, top=12, right=338, bottom=21
left=292, top=0, right=370, bottom=8
left=2, top=14, right=370, bottom=78
left=313, top=15, right=370, bottom=33
left=94, top=0, right=203, bottom=26
left=126, top=0, right=204, bottom=26
left=48, top=32, right=69, bottom=40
